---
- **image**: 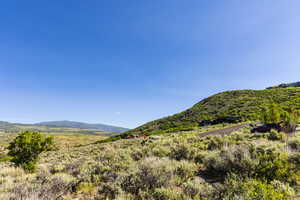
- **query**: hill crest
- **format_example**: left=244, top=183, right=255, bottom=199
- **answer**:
left=125, top=87, right=300, bottom=135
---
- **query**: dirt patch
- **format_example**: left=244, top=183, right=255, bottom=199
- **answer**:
left=197, top=124, right=249, bottom=137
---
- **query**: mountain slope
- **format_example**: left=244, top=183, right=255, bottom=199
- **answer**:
left=36, top=120, right=129, bottom=133
left=126, top=87, right=300, bottom=135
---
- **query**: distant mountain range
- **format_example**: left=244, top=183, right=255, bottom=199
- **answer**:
left=35, top=120, right=129, bottom=133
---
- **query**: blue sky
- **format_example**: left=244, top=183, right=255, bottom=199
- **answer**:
left=1, top=1, right=300, bottom=128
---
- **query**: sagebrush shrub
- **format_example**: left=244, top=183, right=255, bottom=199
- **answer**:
left=254, top=148, right=291, bottom=182
left=169, top=143, right=196, bottom=161
left=98, top=183, right=120, bottom=199
left=120, top=157, right=174, bottom=196
left=203, top=146, right=257, bottom=179
left=267, top=130, right=285, bottom=141
left=202, top=145, right=292, bottom=182
left=221, top=174, right=293, bottom=200
left=183, top=178, right=214, bottom=199
left=152, top=187, right=184, bottom=200
left=288, top=139, right=300, bottom=151
left=174, top=161, right=196, bottom=181
left=9, top=173, right=75, bottom=200
left=206, top=136, right=226, bottom=150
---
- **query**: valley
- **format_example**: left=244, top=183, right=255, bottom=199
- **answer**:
left=1, top=86, right=300, bottom=199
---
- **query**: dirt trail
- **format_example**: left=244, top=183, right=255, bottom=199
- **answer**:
left=197, top=123, right=249, bottom=137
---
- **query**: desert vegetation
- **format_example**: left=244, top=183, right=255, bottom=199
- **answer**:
left=1, top=89, right=300, bottom=199
left=0, top=123, right=299, bottom=199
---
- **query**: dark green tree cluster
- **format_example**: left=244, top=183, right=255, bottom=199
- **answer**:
left=8, top=131, right=54, bottom=172
left=261, top=104, right=300, bottom=133
left=261, top=104, right=281, bottom=124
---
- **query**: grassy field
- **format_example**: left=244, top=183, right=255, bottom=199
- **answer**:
left=1, top=123, right=116, bottom=136
left=0, top=122, right=116, bottom=154
left=0, top=131, right=106, bottom=154
left=0, top=123, right=299, bottom=199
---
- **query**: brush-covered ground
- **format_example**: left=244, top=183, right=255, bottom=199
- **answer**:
left=0, top=123, right=300, bottom=200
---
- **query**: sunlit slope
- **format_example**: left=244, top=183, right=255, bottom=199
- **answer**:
left=126, top=88, right=300, bottom=135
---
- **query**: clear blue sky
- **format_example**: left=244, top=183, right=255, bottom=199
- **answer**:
left=1, top=1, right=300, bottom=128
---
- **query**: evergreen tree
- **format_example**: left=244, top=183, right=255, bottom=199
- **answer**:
left=8, top=131, right=54, bottom=172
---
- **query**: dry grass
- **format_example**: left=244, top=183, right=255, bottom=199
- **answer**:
left=0, top=125, right=299, bottom=199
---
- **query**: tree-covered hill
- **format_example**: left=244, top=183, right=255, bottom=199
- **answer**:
left=126, top=87, right=300, bottom=135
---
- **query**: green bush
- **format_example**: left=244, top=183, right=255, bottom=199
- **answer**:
left=203, top=146, right=257, bottom=179
left=206, top=136, right=226, bottom=150
left=120, top=157, right=174, bottom=196
left=0, top=153, right=11, bottom=163
left=169, top=143, right=195, bottom=161
left=183, top=179, right=214, bottom=199
left=174, top=161, right=196, bottom=182
left=254, top=148, right=291, bottom=182
left=267, top=130, right=285, bottom=141
left=288, top=139, right=300, bottom=151
left=202, top=146, right=291, bottom=182
left=221, top=174, right=293, bottom=200
left=8, top=131, right=54, bottom=172
left=153, top=187, right=184, bottom=200
left=288, top=153, right=300, bottom=172
left=98, top=183, right=120, bottom=199
left=261, top=104, right=282, bottom=124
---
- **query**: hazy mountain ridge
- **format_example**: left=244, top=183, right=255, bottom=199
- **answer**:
left=0, top=120, right=128, bottom=135
left=35, top=120, right=129, bottom=133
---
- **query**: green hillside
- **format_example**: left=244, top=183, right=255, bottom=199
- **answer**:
left=126, top=87, right=300, bottom=135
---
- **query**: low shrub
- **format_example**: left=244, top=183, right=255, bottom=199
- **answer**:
left=288, top=153, right=300, bottom=172
left=152, top=187, right=184, bottom=200
left=9, top=173, right=76, bottom=200
left=206, top=136, right=226, bottom=150
left=220, top=174, right=293, bottom=200
left=267, top=130, right=285, bottom=141
left=202, top=146, right=257, bottom=180
left=169, top=143, right=195, bottom=161
left=98, top=183, right=120, bottom=199
left=120, top=157, right=174, bottom=196
left=254, top=148, right=291, bottom=182
left=0, top=153, right=11, bottom=163
left=288, top=139, right=300, bottom=151
left=174, top=161, right=196, bottom=182
left=183, top=178, right=214, bottom=199
left=202, top=146, right=292, bottom=182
